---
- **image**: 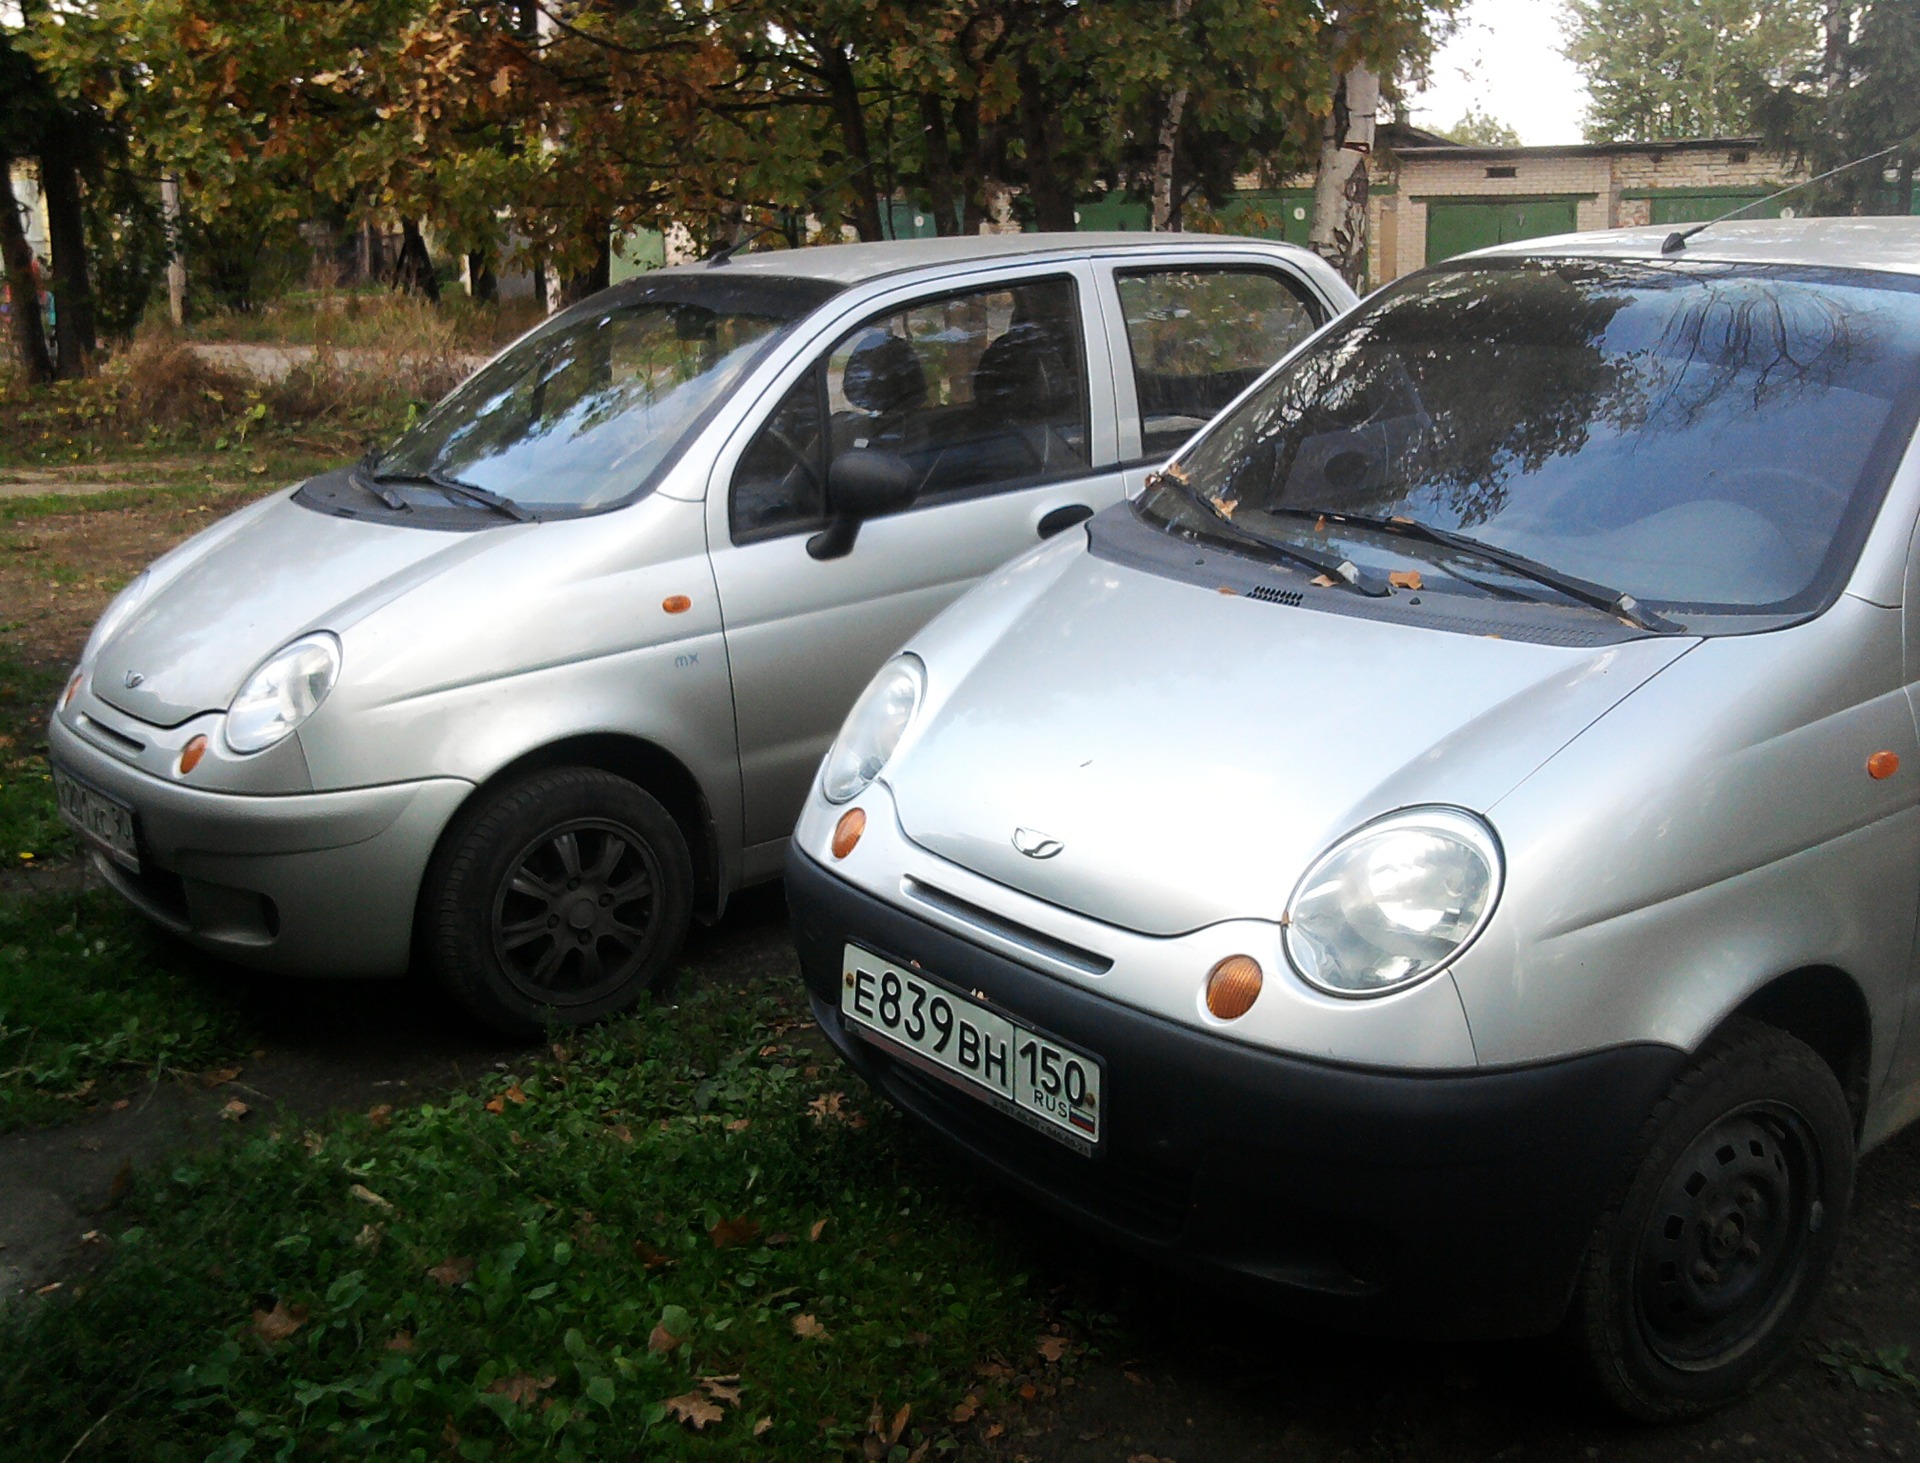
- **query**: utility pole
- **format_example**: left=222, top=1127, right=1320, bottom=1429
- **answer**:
left=160, top=174, right=186, bottom=325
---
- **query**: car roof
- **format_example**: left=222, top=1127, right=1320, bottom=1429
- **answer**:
left=657, top=231, right=1319, bottom=286
left=1471, top=216, right=1920, bottom=278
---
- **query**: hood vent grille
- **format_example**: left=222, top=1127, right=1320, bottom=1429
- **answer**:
left=901, top=878, right=1112, bottom=976
left=1247, top=584, right=1303, bottom=607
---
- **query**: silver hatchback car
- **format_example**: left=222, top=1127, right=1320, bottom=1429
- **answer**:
left=49, top=233, right=1353, bottom=1034
left=786, top=220, right=1920, bottom=1416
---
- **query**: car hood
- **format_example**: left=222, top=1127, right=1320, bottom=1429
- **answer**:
left=91, top=483, right=506, bottom=726
left=887, top=554, right=1696, bottom=936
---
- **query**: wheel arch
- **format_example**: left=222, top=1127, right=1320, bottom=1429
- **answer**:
left=1724, top=965, right=1873, bottom=1134
left=439, top=733, right=728, bottom=922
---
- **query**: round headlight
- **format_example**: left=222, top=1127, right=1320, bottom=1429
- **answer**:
left=225, top=633, right=341, bottom=754
left=1284, top=807, right=1501, bottom=997
left=821, top=654, right=925, bottom=804
left=81, top=570, right=151, bottom=663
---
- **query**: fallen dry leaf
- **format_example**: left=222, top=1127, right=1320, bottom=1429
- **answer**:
left=1037, top=1334, right=1069, bottom=1363
left=251, top=1299, right=308, bottom=1345
left=808, top=1216, right=830, bottom=1243
left=807, top=1091, right=847, bottom=1122
left=632, top=1238, right=673, bottom=1270
left=951, top=1395, right=979, bottom=1423
left=791, top=1313, right=830, bottom=1341
left=353, top=1223, right=384, bottom=1252
left=647, top=1322, right=682, bottom=1354
left=348, top=1184, right=392, bottom=1211
left=888, top=1403, right=912, bottom=1444
left=1314, top=514, right=1329, bottom=532
left=1388, top=569, right=1423, bottom=591
left=366, top=1103, right=394, bottom=1130
left=34, top=1281, right=62, bottom=1297
left=384, top=1331, right=415, bottom=1352
left=984, top=1422, right=1004, bottom=1440
left=550, top=1043, right=572, bottom=1064
left=218, top=1098, right=250, bottom=1122
left=608, top=1123, right=635, bottom=1143
left=765, top=1231, right=794, bottom=1248
left=701, top=1376, right=743, bottom=1406
left=664, top=1391, right=725, bottom=1430
left=201, top=1066, right=243, bottom=1088
left=708, top=1215, right=761, bottom=1249
left=426, top=1256, right=474, bottom=1287
left=486, top=1373, right=556, bottom=1407
left=1310, top=573, right=1338, bottom=587
left=725, top=1118, right=751, bottom=1133
left=754, top=1416, right=773, bottom=1438
left=1018, top=1382, right=1037, bottom=1401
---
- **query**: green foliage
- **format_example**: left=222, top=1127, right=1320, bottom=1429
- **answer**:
left=1562, top=0, right=1821, bottom=141
left=0, top=890, right=251, bottom=1132
left=0, top=658, right=71, bottom=869
left=0, top=976, right=1043, bottom=1459
left=1443, top=104, right=1522, bottom=147
left=1815, top=1339, right=1920, bottom=1401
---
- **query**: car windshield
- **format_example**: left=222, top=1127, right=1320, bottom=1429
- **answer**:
left=372, top=275, right=836, bottom=514
left=1150, top=258, right=1920, bottom=626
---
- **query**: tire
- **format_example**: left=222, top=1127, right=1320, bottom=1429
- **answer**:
left=422, top=767, right=694, bottom=1037
left=1573, top=1017, right=1854, bottom=1421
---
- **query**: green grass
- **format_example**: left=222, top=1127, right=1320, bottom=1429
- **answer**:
left=0, top=891, right=251, bottom=1133
left=0, top=976, right=1049, bottom=1461
left=0, top=658, right=72, bottom=868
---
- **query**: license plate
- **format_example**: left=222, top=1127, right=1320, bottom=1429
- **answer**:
left=53, top=768, right=139, bottom=872
left=839, top=943, right=1103, bottom=1154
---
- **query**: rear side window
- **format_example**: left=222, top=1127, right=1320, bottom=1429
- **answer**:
left=731, top=275, right=1090, bottom=542
left=1117, top=268, right=1320, bottom=461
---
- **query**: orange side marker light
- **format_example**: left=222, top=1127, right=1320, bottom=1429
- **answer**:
left=179, top=734, right=209, bottom=776
left=1205, top=955, right=1264, bottom=1020
left=1868, top=750, right=1900, bottom=780
left=62, top=671, right=84, bottom=709
left=662, top=595, right=692, bottom=615
left=831, top=807, right=866, bottom=859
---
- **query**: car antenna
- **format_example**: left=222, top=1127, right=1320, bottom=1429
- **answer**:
left=1661, top=135, right=1916, bottom=254
left=707, top=159, right=876, bottom=267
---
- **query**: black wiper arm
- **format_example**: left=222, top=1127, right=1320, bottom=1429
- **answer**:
left=362, top=464, right=536, bottom=523
left=1309, top=510, right=1683, bottom=633
left=352, top=451, right=410, bottom=510
left=1199, top=499, right=1391, bottom=597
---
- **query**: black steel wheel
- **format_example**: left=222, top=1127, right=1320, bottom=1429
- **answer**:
left=423, top=767, right=694, bottom=1036
left=1574, top=1018, right=1854, bottom=1420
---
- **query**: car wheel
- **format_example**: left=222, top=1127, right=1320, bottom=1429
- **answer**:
left=423, top=767, right=694, bottom=1036
left=1573, top=1017, right=1854, bottom=1420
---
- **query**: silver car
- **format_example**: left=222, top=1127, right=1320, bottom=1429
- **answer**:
left=785, top=219, right=1920, bottom=1417
left=48, top=234, right=1352, bottom=1034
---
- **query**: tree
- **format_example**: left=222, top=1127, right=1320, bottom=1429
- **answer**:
left=1444, top=103, right=1521, bottom=146
left=1562, top=0, right=1822, bottom=141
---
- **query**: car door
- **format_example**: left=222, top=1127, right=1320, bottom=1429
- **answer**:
left=1092, top=251, right=1339, bottom=496
left=707, top=260, right=1125, bottom=854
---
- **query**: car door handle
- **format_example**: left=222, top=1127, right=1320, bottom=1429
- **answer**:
left=1037, top=503, right=1094, bottom=539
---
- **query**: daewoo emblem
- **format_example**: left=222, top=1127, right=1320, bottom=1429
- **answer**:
left=1013, top=827, right=1064, bottom=860
left=123, top=671, right=145, bottom=689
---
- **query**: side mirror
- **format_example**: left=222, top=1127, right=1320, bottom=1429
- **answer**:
left=807, top=449, right=919, bottom=561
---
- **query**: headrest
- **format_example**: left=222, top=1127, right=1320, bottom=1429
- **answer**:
left=841, top=331, right=927, bottom=415
left=971, top=323, right=1076, bottom=419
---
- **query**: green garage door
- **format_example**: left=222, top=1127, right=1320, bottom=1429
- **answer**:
left=1646, top=191, right=1782, bottom=226
left=1425, top=197, right=1580, bottom=265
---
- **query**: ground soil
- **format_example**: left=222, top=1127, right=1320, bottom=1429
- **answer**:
left=3, top=481, right=1915, bottom=1458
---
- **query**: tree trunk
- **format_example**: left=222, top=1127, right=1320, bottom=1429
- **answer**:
left=816, top=41, right=884, bottom=241
left=393, top=219, right=440, bottom=301
left=560, top=226, right=610, bottom=306
left=1150, top=0, right=1194, bottom=231
left=467, top=248, right=497, bottom=302
left=954, top=97, right=988, bottom=234
left=1017, top=69, right=1077, bottom=232
left=0, top=154, right=54, bottom=383
left=1308, top=58, right=1379, bottom=290
left=38, top=122, right=96, bottom=376
left=161, top=174, right=186, bottom=325
left=919, top=95, right=961, bottom=236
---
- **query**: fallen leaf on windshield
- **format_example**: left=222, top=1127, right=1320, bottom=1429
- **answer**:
left=1315, top=515, right=1328, bottom=532
left=1388, top=570, right=1423, bottom=591
left=709, top=1215, right=761, bottom=1249
left=665, top=1391, right=725, bottom=1430
left=427, top=1256, right=474, bottom=1286
left=1310, top=574, right=1338, bottom=588
left=251, top=1300, right=308, bottom=1345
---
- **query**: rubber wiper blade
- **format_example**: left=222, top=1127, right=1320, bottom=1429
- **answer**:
left=1316, top=510, right=1683, bottom=633
left=352, top=452, right=410, bottom=510
left=1200, top=500, right=1391, bottom=597
left=423, top=470, right=536, bottom=523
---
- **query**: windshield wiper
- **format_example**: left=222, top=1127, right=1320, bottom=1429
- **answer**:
left=1298, top=509, right=1683, bottom=633
left=352, top=451, right=410, bottom=511
left=360, top=463, right=536, bottom=523
left=1197, top=499, right=1391, bottom=597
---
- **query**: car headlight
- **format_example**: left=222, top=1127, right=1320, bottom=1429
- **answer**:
left=1284, top=807, right=1501, bottom=997
left=80, top=570, right=151, bottom=664
left=821, top=654, right=925, bottom=804
left=225, top=633, right=342, bottom=754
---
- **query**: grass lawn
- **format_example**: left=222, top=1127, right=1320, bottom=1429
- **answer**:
left=0, top=974, right=1063, bottom=1462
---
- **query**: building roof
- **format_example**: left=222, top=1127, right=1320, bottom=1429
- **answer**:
left=1471, top=217, right=1920, bottom=277
left=1394, top=136, right=1766, bottom=163
left=669, top=231, right=1317, bottom=286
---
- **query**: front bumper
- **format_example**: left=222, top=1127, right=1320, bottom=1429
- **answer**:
left=788, top=846, right=1687, bottom=1338
left=49, top=712, right=470, bottom=977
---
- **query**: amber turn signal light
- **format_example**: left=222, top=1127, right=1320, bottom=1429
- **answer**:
left=1205, top=954, right=1263, bottom=1020
left=62, top=671, right=84, bottom=709
left=662, top=595, right=692, bottom=615
left=1869, top=750, right=1901, bottom=780
left=831, top=807, right=866, bottom=859
left=179, top=734, right=208, bottom=776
